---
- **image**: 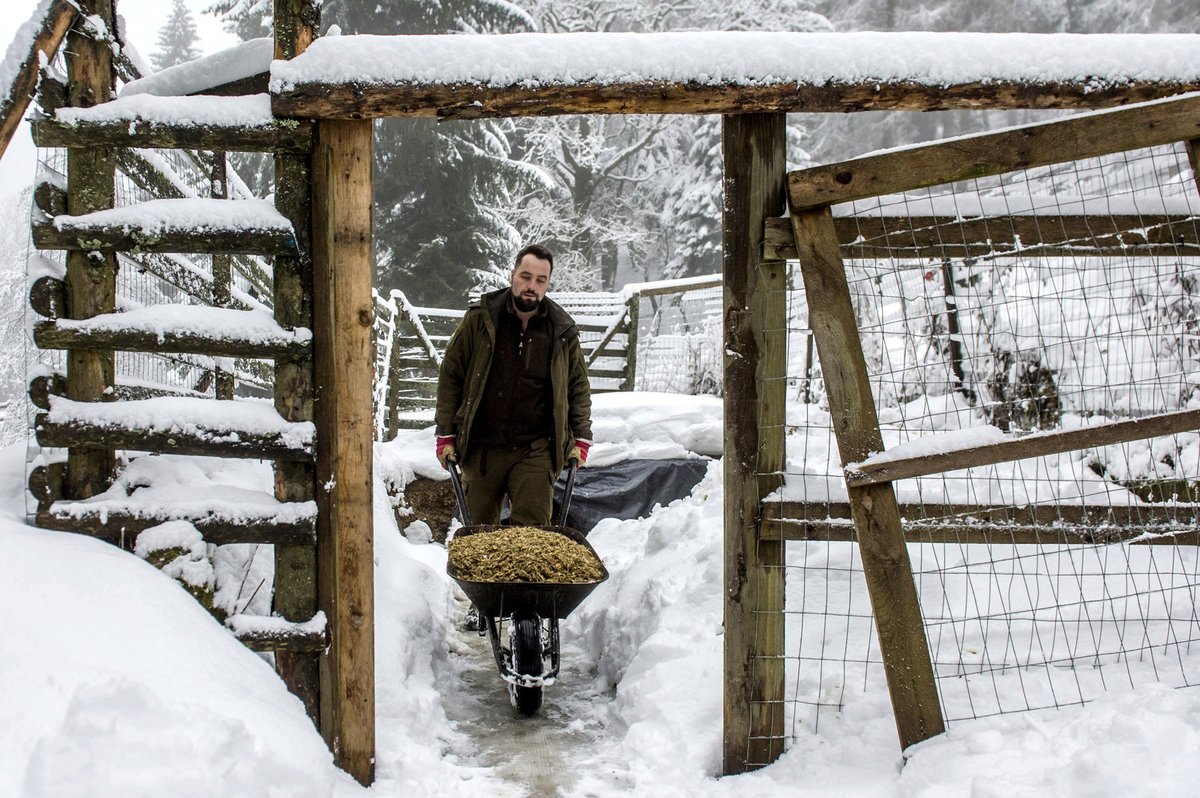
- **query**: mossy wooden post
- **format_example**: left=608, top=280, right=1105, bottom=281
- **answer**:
left=63, top=0, right=117, bottom=499
left=790, top=205, right=945, bottom=749
left=722, top=113, right=786, bottom=774
left=211, top=151, right=234, bottom=400
left=312, top=117, right=376, bottom=785
left=272, top=0, right=321, bottom=725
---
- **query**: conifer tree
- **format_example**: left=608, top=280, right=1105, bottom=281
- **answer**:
left=152, top=0, right=202, bottom=70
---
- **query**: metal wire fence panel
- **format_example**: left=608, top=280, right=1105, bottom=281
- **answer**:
left=633, top=283, right=724, bottom=395
left=765, top=138, right=1200, bottom=745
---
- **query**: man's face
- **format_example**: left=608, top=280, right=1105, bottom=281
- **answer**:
left=510, top=254, right=552, bottom=313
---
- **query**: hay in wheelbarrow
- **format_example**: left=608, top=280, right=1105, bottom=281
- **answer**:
left=448, top=526, right=605, bottom=584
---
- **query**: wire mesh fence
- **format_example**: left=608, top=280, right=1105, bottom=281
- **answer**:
left=763, top=139, right=1200, bottom=749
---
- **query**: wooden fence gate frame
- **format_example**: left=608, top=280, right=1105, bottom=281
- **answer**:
left=10, top=2, right=1200, bottom=783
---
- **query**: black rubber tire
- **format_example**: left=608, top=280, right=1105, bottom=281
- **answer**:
left=511, top=613, right=543, bottom=716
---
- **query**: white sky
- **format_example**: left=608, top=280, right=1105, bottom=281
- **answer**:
left=0, top=0, right=238, bottom=197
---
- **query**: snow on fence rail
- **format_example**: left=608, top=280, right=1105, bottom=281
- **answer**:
left=753, top=97, right=1200, bottom=760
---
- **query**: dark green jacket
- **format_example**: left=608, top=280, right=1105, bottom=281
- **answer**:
left=435, top=288, right=592, bottom=473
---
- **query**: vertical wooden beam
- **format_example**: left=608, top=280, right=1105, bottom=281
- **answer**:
left=622, top=292, right=639, bottom=392
left=722, top=113, right=787, bottom=774
left=272, top=0, right=321, bottom=724
left=63, top=0, right=116, bottom=499
left=211, top=151, right=234, bottom=400
left=312, top=117, right=376, bottom=786
left=791, top=205, right=945, bottom=749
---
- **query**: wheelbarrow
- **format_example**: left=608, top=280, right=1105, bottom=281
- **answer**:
left=446, top=459, right=608, bottom=715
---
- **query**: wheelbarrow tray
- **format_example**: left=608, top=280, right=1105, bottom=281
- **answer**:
left=447, top=524, right=609, bottom=619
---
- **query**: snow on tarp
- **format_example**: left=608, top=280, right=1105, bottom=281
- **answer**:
left=45, top=395, right=315, bottom=450
left=121, top=37, right=274, bottom=98
left=55, top=93, right=278, bottom=128
left=50, top=197, right=293, bottom=236
left=269, top=31, right=1200, bottom=91
left=53, top=305, right=312, bottom=345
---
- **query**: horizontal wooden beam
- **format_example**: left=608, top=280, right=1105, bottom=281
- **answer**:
left=227, top=614, right=327, bottom=652
left=33, top=114, right=314, bottom=153
left=34, top=319, right=312, bottom=359
left=762, top=500, right=1200, bottom=545
left=764, top=214, right=1200, bottom=261
left=845, top=408, right=1200, bottom=487
left=788, top=93, right=1200, bottom=210
left=36, top=413, right=315, bottom=461
left=36, top=503, right=316, bottom=546
left=33, top=218, right=298, bottom=257
left=273, top=77, right=1200, bottom=120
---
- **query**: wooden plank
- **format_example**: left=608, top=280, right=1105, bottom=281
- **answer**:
left=764, top=214, right=1200, bottom=261
left=0, top=0, right=76, bottom=161
left=272, top=77, right=1200, bottom=121
left=36, top=503, right=317, bottom=546
left=761, top=501, right=1200, bottom=545
left=228, top=614, right=327, bottom=653
left=272, top=0, right=323, bottom=739
left=788, top=93, right=1200, bottom=210
left=64, top=0, right=118, bottom=500
left=722, top=113, right=787, bottom=775
left=33, top=319, right=311, bottom=358
left=846, top=408, right=1200, bottom=487
left=312, top=116, right=376, bottom=786
left=35, top=413, right=316, bottom=461
left=33, top=216, right=299, bottom=256
left=32, top=114, right=315, bottom=153
left=791, top=205, right=945, bottom=749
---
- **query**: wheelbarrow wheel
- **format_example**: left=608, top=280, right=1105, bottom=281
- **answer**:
left=511, top=612, right=543, bottom=716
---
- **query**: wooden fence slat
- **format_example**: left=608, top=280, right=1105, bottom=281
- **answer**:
left=788, top=93, right=1200, bottom=210
left=846, top=408, right=1200, bottom=487
left=791, top=204, right=945, bottom=750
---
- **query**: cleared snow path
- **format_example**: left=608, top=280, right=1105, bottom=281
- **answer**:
left=442, top=619, right=614, bottom=797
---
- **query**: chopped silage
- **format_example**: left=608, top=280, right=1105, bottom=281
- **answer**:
left=448, top=526, right=604, bottom=583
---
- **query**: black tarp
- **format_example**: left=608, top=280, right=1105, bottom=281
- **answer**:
left=550, top=457, right=712, bottom=533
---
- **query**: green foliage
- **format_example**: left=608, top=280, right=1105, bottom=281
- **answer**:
left=152, top=0, right=202, bottom=70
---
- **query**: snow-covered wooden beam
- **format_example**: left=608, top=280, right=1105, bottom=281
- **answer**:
left=268, top=31, right=1200, bottom=119
left=760, top=502, right=1200, bottom=546
left=762, top=214, right=1200, bottom=261
left=788, top=93, right=1200, bottom=210
left=33, top=197, right=299, bottom=256
left=845, top=408, right=1200, bottom=488
left=33, top=95, right=314, bottom=153
left=36, top=501, right=318, bottom=546
left=36, top=395, right=316, bottom=461
left=0, top=0, right=77, bottom=160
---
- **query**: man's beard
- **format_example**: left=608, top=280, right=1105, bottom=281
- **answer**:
left=513, top=292, right=540, bottom=313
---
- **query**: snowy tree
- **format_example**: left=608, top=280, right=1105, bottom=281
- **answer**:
left=152, top=0, right=202, bottom=70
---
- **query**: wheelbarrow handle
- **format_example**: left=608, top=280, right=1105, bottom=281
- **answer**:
left=447, top=460, right=471, bottom=527
left=558, top=459, right=578, bottom=527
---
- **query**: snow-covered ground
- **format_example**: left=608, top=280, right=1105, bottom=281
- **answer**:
left=4, top=391, right=1200, bottom=797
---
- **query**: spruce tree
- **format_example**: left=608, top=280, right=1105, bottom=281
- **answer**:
left=152, top=0, right=202, bottom=70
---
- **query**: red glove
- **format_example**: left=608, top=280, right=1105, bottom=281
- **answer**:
left=435, top=435, right=457, bottom=469
left=568, top=439, right=591, bottom=465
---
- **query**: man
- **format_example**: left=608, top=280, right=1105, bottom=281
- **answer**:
left=434, top=244, right=592, bottom=527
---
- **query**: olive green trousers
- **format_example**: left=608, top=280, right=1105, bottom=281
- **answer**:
left=461, top=437, right=556, bottom=526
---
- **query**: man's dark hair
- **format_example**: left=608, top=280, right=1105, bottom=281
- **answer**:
left=515, top=244, right=554, bottom=273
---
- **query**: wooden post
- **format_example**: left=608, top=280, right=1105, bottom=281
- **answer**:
left=211, top=151, right=234, bottom=400
left=790, top=205, right=945, bottom=750
left=63, top=0, right=117, bottom=499
left=312, top=117, right=376, bottom=786
left=622, top=291, right=639, bottom=392
left=0, top=0, right=76, bottom=161
left=272, top=0, right=321, bottom=727
left=722, top=113, right=787, bottom=774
